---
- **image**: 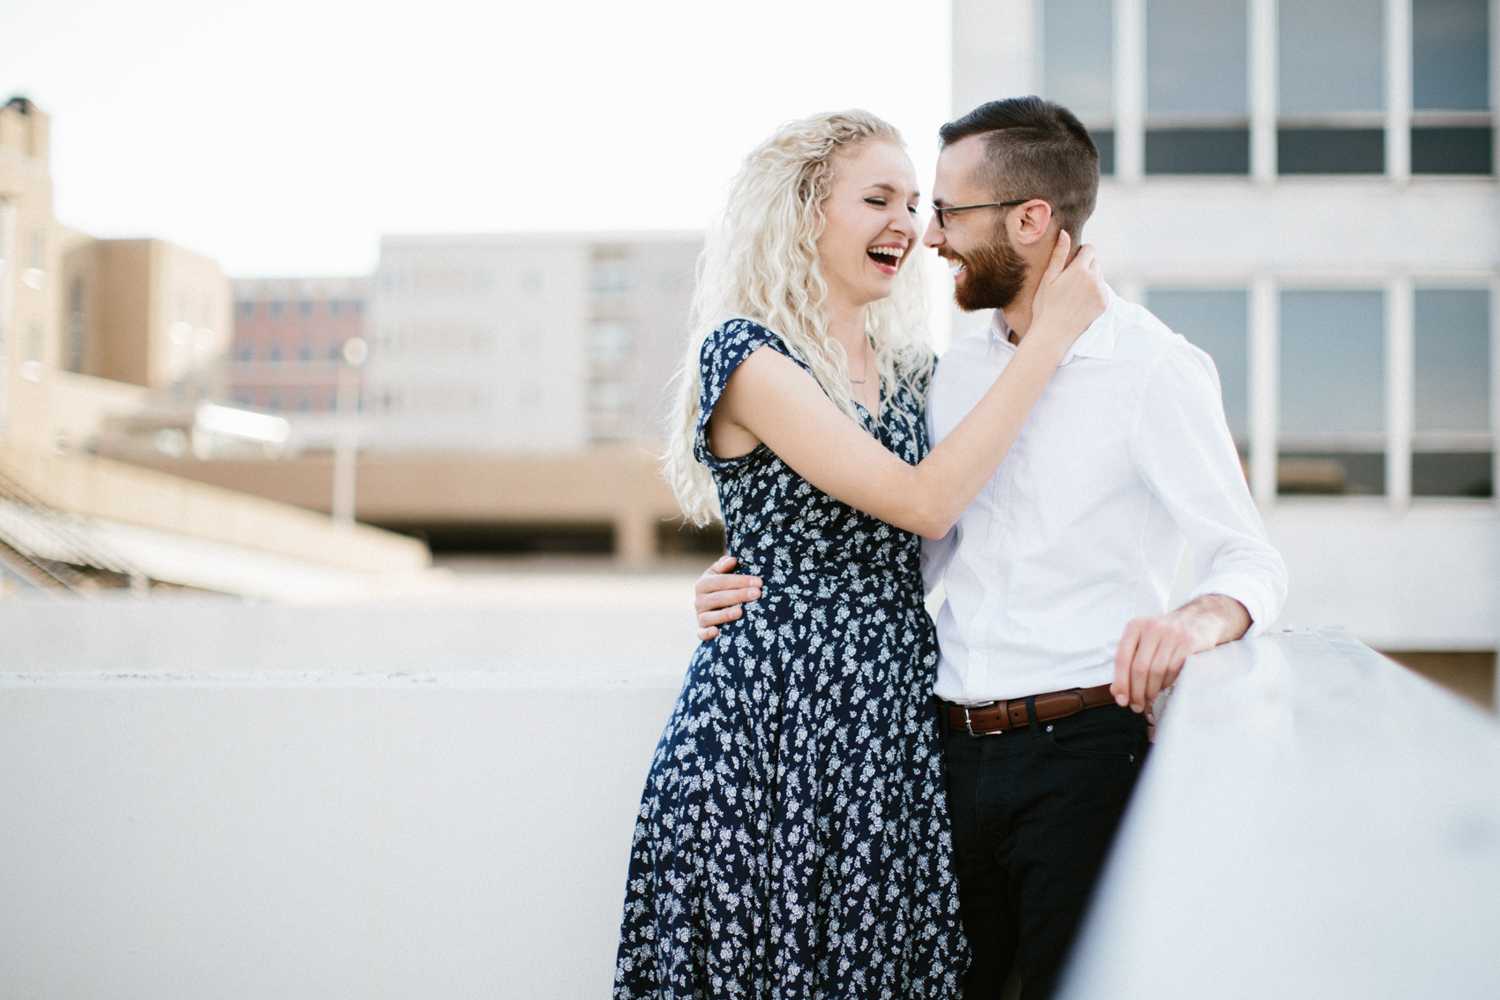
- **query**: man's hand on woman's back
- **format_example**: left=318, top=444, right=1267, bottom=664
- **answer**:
left=694, top=555, right=763, bottom=641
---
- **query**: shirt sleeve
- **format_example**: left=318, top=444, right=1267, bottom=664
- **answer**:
left=1128, top=342, right=1288, bottom=635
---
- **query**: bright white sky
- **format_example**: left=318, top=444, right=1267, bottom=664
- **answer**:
left=4, top=0, right=953, bottom=278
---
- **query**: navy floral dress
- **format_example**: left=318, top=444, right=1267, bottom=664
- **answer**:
left=614, top=319, right=966, bottom=1000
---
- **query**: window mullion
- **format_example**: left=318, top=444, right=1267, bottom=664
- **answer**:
left=1493, top=0, right=1500, bottom=173
left=1250, top=276, right=1278, bottom=505
left=1386, top=0, right=1413, bottom=181
left=1115, top=0, right=1146, bottom=181
left=1249, top=0, right=1277, bottom=182
left=1386, top=278, right=1414, bottom=506
left=1491, top=276, right=1500, bottom=507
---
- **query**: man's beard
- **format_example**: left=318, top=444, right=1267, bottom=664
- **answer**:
left=942, top=222, right=1029, bottom=312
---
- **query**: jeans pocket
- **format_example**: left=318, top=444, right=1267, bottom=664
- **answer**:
left=1044, top=709, right=1146, bottom=763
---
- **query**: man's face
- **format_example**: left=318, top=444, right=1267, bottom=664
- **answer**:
left=924, top=136, right=1029, bottom=312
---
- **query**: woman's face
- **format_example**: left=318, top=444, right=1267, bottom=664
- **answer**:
left=815, top=140, right=920, bottom=313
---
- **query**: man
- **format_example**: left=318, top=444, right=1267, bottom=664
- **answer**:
left=695, top=97, right=1287, bottom=999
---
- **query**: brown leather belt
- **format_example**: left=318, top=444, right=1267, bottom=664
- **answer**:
left=941, top=683, right=1116, bottom=736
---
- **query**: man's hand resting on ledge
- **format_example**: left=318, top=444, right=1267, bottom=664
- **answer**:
left=1111, top=594, right=1251, bottom=714
left=694, top=556, right=762, bottom=642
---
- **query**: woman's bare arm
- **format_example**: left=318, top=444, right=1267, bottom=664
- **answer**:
left=708, top=234, right=1104, bottom=539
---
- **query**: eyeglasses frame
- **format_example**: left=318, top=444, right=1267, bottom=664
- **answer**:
left=931, top=198, right=1033, bottom=229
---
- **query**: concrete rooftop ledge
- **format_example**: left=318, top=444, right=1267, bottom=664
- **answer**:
left=2, top=608, right=1493, bottom=999
left=1061, top=628, right=1500, bottom=999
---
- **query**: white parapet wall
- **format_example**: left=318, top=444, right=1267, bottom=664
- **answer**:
left=0, top=591, right=698, bottom=1000
left=1060, top=628, right=1500, bottom=999
left=6, top=597, right=1497, bottom=1000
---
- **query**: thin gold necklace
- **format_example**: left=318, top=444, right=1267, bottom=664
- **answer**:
left=849, top=342, right=869, bottom=385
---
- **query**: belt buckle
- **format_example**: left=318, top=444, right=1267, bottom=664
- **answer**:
left=963, top=702, right=1002, bottom=737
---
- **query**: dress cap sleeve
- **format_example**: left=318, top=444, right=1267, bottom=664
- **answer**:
left=694, top=319, right=809, bottom=469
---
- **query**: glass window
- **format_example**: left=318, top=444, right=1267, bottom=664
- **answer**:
left=1278, top=128, right=1385, bottom=173
left=1145, top=0, right=1248, bottom=174
left=1044, top=0, right=1116, bottom=173
left=1147, top=0, right=1247, bottom=113
left=589, top=380, right=634, bottom=440
left=1092, top=131, right=1116, bottom=174
left=1413, top=0, right=1490, bottom=110
left=268, top=343, right=283, bottom=363
left=1280, top=0, right=1383, bottom=113
left=1412, top=452, right=1493, bottom=495
left=298, top=341, right=313, bottom=362
left=67, top=277, right=84, bottom=373
left=1146, top=129, right=1249, bottom=173
left=1146, top=289, right=1249, bottom=442
left=590, top=320, right=634, bottom=362
left=1043, top=0, right=1114, bottom=117
left=269, top=300, right=284, bottom=320
left=236, top=344, right=254, bottom=362
left=1415, top=289, right=1490, bottom=432
left=1414, top=289, right=1491, bottom=497
left=1412, top=127, right=1494, bottom=173
left=591, top=259, right=632, bottom=297
left=1279, top=290, right=1386, bottom=495
left=236, top=300, right=254, bottom=318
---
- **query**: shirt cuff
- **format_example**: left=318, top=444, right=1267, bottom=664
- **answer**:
left=1188, top=575, right=1277, bottom=638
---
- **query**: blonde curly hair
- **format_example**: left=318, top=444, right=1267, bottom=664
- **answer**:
left=664, top=109, right=934, bottom=526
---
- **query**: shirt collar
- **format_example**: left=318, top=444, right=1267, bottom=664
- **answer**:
left=987, top=287, right=1119, bottom=365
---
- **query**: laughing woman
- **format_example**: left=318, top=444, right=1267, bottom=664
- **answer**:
left=614, top=111, right=1104, bottom=1000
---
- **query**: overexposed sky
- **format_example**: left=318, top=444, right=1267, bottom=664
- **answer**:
left=4, top=0, right=953, bottom=278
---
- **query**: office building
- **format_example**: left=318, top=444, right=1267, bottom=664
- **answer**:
left=364, top=231, right=701, bottom=453
left=953, top=0, right=1498, bottom=697
left=229, top=276, right=370, bottom=449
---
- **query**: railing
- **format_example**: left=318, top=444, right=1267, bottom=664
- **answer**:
left=1060, top=628, right=1500, bottom=999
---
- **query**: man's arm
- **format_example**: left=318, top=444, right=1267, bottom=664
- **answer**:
left=694, top=555, right=762, bottom=642
left=1112, top=594, right=1250, bottom=712
left=1112, top=344, right=1288, bottom=713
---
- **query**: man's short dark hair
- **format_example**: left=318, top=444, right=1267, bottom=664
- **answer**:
left=939, top=96, right=1100, bottom=242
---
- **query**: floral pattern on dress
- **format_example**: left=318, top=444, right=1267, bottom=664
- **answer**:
left=614, top=318, right=966, bottom=1000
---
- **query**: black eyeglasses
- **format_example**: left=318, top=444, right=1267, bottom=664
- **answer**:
left=931, top=199, right=1031, bottom=228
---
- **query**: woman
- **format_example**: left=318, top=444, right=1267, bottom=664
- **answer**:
left=615, top=110, right=1103, bottom=1000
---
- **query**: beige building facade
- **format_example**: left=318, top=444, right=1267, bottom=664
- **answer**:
left=0, top=97, right=427, bottom=597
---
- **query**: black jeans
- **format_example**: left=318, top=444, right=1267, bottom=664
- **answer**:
left=943, top=703, right=1149, bottom=1000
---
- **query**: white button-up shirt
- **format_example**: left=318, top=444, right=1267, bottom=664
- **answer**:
left=923, top=290, right=1287, bottom=703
